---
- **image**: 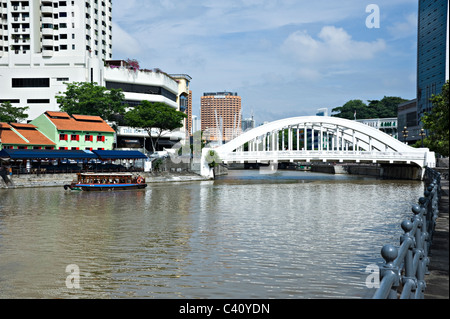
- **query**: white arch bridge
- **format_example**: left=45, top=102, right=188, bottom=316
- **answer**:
left=200, top=116, right=435, bottom=179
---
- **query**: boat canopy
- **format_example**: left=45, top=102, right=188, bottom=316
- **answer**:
left=92, top=150, right=148, bottom=159
left=0, top=149, right=97, bottom=159
left=0, top=149, right=147, bottom=160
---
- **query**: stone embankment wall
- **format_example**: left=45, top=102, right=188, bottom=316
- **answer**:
left=1, top=157, right=228, bottom=189
left=1, top=173, right=75, bottom=189
left=310, top=163, right=424, bottom=180
left=1, top=171, right=209, bottom=189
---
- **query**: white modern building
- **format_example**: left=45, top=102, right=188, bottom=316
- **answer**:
left=356, top=117, right=398, bottom=139
left=0, top=0, right=190, bottom=152
left=0, top=0, right=112, bottom=119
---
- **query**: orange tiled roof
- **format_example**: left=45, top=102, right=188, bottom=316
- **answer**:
left=1, top=122, right=55, bottom=146
left=45, top=111, right=71, bottom=119
left=1, top=123, right=27, bottom=145
left=9, top=123, right=37, bottom=129
left=44, top=111, right=115, bottom=133
left=11, top=124, right=55, bottom=146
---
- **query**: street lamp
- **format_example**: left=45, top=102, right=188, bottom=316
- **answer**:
left=402, top=126, right=408, bottom=144
left=420, top=128, right=426, bottom=147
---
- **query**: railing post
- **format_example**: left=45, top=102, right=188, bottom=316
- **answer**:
left=374, top=244, right=400, bottom=299
left=400, top=219, right=417, bottom=299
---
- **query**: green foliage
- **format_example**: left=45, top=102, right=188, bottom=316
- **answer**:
left=56, top=82, right=126, bottom=121
left=332, top=96, right=407, bottom=120
left=124, top=101, right=187, bottom=152
left=205, top=149, right=221, bottom=167
left=415, top=81, right=449, bottom=156
left=0, top=101, right=29, bottom=123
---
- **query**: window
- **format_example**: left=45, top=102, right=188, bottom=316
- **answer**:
left=59, top=147, right=68, bottom=150
left=85, top=135, right=93, bottom=141
left=70, top=134, right=79, bottom=141
left=105, top=81, right=177, bottom=102
left=59, top=133, right=68, bottom=141
left=27, top=99, right=50, bottom=104
left=12, top=78, right=50, bottom=88
left=97, top=135, right=105, bottom=142
left=0, top=99, right=20, bottom=103
left=71, top=147, right=79, bottom=150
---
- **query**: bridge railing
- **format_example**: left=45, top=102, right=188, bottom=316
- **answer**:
left=220, top=150, right=428, bottom=163
left=372, top=167, right=441, bottom=299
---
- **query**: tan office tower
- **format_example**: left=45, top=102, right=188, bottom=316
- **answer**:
left=201, top=92, right=242, bottom=143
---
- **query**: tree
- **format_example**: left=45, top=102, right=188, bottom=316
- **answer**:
left=331, top=96, right=407, bottom=120
left=0, top=101, right=29, bottom=123
left=332, top=99, right=370, bottom=120
left=124, top=101, right=187, bottom=153
left=416, top=81, right=449, bottom=156
left=367, top=96, right=407, bottom=118
left=56, top=82, right=126, bottom=120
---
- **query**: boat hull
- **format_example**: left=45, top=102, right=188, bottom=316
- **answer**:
left=64, top=183, right=147, bottom=191
left=64, top=173, right=147, bottom=191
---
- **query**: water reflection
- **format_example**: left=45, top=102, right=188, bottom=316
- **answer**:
left=0, top=170, right=423, bottom=298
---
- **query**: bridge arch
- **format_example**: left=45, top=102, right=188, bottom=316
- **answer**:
left=200, top=116, right=435, bottom=178
left=217, top=116, right=413, bottom=154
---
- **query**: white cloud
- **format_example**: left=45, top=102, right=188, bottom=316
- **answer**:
left=112, top=22, right=143, bottom=57
left=387, top=13, right=417, bottom=39
left=282, top=26, right=386, bottom=64
left=110, top=1, right=417, bottom=122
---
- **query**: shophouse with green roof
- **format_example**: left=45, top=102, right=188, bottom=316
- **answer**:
left=30, top=111, right=115, bottom=151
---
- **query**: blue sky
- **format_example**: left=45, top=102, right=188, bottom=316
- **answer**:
left=112, top=0, right=418, bottom=124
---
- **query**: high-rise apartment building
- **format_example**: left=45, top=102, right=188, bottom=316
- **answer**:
left=200, top=92, right=242, bottom=143
left=0, top=1, right=191, bottom=153
left=0, top=0, right=112, bottom=120
left=417, top=0, right=449, bottom=121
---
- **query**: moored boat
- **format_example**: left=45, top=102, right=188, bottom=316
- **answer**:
left=64, top=173, right=147, bottom=191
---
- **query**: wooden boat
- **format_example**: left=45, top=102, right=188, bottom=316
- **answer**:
left=64, top=173, right=147, bottom=191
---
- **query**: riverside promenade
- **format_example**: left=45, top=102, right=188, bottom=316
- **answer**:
left=425, top=178, right=449, bottom=299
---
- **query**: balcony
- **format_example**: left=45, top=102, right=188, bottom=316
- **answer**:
left=42, top=26, right=54, bottom=36
left=42, top=47, right=54, bottom=57
left=41, top=6, right=53, bottom=15
left=42, top=38, right=53, bottom=46
left=42, top=16, right=53, bottom=25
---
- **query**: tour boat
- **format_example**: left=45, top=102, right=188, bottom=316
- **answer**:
left=64, top=173, right=147, bottom=191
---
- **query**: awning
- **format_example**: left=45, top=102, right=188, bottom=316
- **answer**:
left=92, top=150, right=148, bottom=160
left=0, top=149, right=98, bottom=160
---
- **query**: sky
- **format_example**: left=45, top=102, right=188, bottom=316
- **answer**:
left=111, top=0, right=419, bottom=125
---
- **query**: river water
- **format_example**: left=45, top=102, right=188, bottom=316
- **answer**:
left=0, top=169, right=424, bottom=299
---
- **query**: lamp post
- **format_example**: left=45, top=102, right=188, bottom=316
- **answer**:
left=419, top=128, right=426, bottom=147
left=402, top=126, right=408, bottom=144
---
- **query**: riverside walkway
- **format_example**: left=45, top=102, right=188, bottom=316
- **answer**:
left=425, top=178, right=449, bottom=299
